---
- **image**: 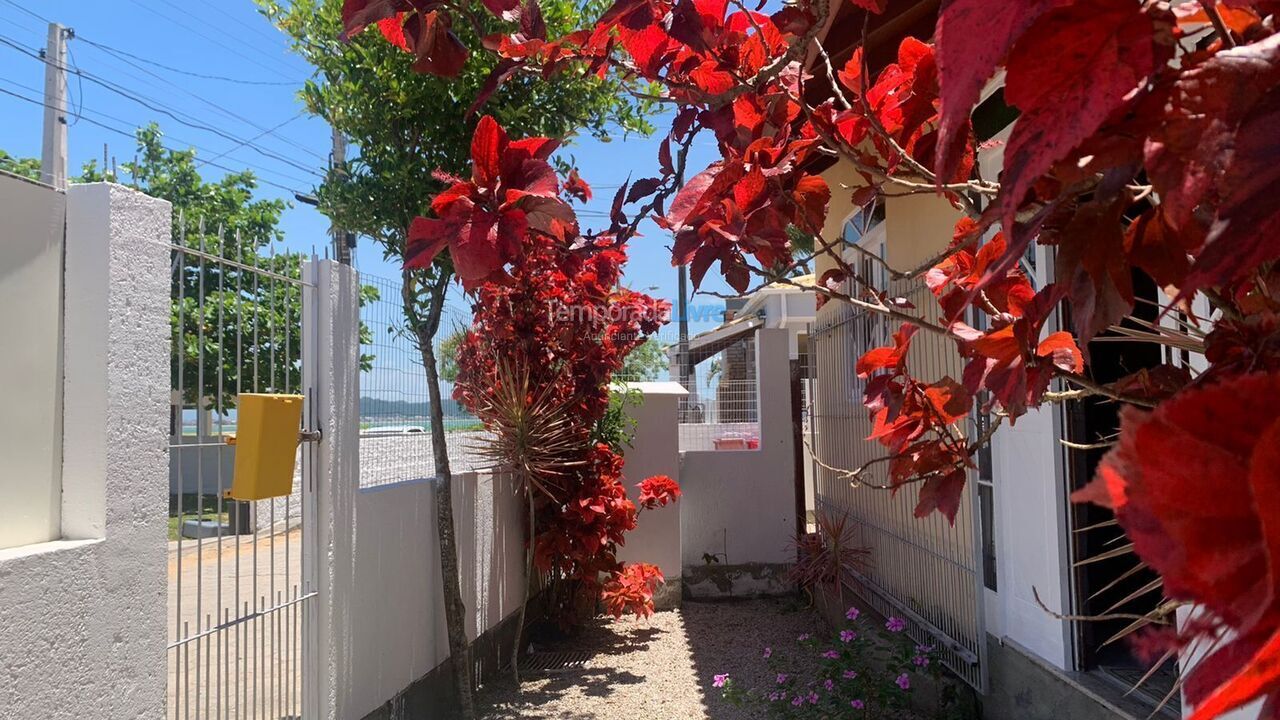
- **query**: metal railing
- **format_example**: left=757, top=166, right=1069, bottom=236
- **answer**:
left=356, top=271, right=492, bottom=489
left=809, top=277, right=988, bottom=692
left=676, top=334, right=762, bottom=452
left=168, top=216, right=316, bottom=719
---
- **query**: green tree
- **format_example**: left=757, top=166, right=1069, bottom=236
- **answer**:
left=259, top=0, right=653, bottom=713
left=620, top=337, right=669, bottom=381
left=0, top=149, right=41, bottom=179
left=438, top=328, right=465, bottom=384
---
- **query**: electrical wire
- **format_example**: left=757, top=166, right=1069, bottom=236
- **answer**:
left=0, top=33, right=325, bottom=179
left=76, top=37, right=325, bottom=161
left=75, top=36, right=301, bottom=87
left=0, top=85, right=309, bottom=195
left=0, top=0, right=49, bottom=26
left=120, top=0, right=302, bottom=81
left=0, top=74, right=317, bottom=188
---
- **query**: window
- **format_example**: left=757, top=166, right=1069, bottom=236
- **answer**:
left=841, top=200, right=886, bottom=245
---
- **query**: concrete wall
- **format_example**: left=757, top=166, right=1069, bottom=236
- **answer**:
left=617, top=382, right=686, bottom=608
left=0, top=182, right=171, bottom=719
left=337, top=469, right=526, bottom=719
left=312, top=260, right=527, bottom=720
left=679, top=329, right=797, bottom=597
left=0, top=172, right=65, bottom=549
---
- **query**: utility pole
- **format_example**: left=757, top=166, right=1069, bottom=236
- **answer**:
left=40, top=23, right=70, bottom=190
left=329, top=127, right=355, bottom=264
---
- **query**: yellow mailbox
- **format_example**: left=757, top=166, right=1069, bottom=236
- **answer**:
left=226, top=393, right=306, bottom=501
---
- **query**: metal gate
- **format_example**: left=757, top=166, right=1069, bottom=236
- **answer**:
left=168, top=218, right=318, bottom=719
left=808, top=276, right=988, bottom=692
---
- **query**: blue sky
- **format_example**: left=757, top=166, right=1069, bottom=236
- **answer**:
left=0, top=0, right=734, bottom=338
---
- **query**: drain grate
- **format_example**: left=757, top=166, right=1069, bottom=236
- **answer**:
left=518, top=650, right=592, bottom=674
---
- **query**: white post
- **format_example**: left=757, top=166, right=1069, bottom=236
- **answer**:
left=304, top=258, right=360, bottom=720
left=40, top=23, right=69, bottom=190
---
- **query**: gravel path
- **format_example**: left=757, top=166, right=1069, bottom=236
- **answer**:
left=479, top=598, right=824, bottom=720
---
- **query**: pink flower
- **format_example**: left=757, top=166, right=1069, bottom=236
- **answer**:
left=776, top=673, right=788, bottom=684
left=713, top=673, right=729, bottom=688
left=896, top=673, right=911, bottom=690
left=762, top=646, right=772, bottom=658
left=843, top=670, right=859, bottom=679
left=886, top=616, right=907, bottom=633
left=798, top=633, right=811, bottom=642
left=807, top=691, right=819, bottom=704
left=840, top=629, right=857, bottom=643
left=791, top=696, right=804, bottom=707
left=851, top=699, right=866, bottom=709
left=914, top=654, right=930, bottom=667
left=769, top=691, right=781, bottom=701
left=823, top=679, right=835, bottom=692
left=846, top=606, right=861, bottom=621
left=822, top=649, right=840, bottom=659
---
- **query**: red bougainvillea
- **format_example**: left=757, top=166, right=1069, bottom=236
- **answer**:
left=345, top=0, right=1280, bottom=711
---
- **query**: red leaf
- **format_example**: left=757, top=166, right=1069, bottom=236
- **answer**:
left=664, top=163, right=722, bottom=229
left=471, top=115, right=507, bottom=188
left=1188, top=629, right=1280, bottom=720
left=405, top=215, right=453, bottom=269
left=1187, top=87, right=1280, bottom=294
left=856, top=323, right=917, bottom=377
left=340, top=0, right=408, bottom=39
left=790, top=174, right=830, bottom=234
left=914, top=469, right=967, bottom=524
left=625, top=177, right=662, bottom=204
left=1123, top=206, right=1200, bottom=290
left=1050, top=183, right=1135, bottom=344
left=1076, top=374, right=1280, bottom=714
left=407, top=11, right=469, bottom=78
left=934, top=0, right=1067, bottom=181
left=376, top=14, right=410, bottom=50
left=564, top=168, right=592, bottom=203
left=480, top=0, right=522, bottom=20
left=1144, top=35, right=1280, bottom=232
left=998, top=0, right=1172, bottom=227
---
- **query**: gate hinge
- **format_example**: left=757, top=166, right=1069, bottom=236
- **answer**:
left=299, top=429, right=323, bottom=443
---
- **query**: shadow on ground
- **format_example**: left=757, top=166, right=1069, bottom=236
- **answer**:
left=477, top=597, right=824, bottom=720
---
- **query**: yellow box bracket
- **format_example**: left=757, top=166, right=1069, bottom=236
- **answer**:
left=226, top=393, right=305, bottom=501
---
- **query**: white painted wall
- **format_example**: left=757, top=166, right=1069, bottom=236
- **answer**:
left=617, top=382, right=686, bottom=598
left=335, top=469, right=525, bottom=719
left=0, top=182, right=171, bottom=719
left=0, top=173, right=65, bottom=549
left=680, top=329, right=797, bottom=581
left=311, top=260, right=527, bottom=720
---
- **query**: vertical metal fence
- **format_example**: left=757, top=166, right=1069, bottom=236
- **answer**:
left=676, top=333, right=761, bottom=451
left=809, top=277, right=988, bottom=692
left=168, top=216, right=316, bottom=719
left=355, top=271, right=491, bottom=488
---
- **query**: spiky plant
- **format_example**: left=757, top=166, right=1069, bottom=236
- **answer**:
left=464, top=354, right=586, bottom=682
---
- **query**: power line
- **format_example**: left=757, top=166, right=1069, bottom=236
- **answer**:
left=76, top=37, right=325, bottom=161
left=0, top=85, right=309, bottom=195
left=0, top=33, right=325, bottom=179
left=75, top=36, right=301, bottom=87
left=121, top=0, right=302, bottom=81
left=0, top=0, right=49, bottom=26
left=197, top=111, right=305, bottom=169
left=0, top=75, right=316, bottom=188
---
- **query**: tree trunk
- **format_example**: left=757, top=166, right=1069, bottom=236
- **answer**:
left=407, top=270, right=476, bottom=720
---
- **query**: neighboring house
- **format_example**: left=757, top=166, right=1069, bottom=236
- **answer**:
left=805, top=3, right=1180, bottom=719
